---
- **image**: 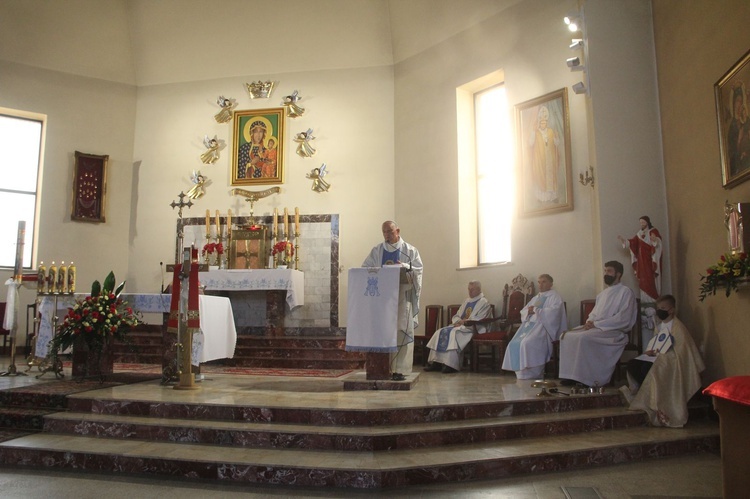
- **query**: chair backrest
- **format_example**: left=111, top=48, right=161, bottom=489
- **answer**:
left=501, top=274, right=535, bottom=324
left=446, top=304, right=461, bottom=325
left=580, top=299, right=596, bottom=325
left=424, top=305, right=443, bottom=338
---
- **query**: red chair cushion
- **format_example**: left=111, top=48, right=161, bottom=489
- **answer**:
left=704, top=376, right=750, bottom=407
left=474, top=330, right=510, bottom=341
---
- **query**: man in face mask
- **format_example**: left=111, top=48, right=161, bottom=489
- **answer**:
left=622, top=295, right=705, bottom=427
left=559, top=260, right=638, bottom=387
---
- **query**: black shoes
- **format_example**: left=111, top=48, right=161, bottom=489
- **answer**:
left=424, top=362, right=443, bottom=372
left=441, top=366, right=459, bottom=374
left=559, top=379, right=577, bottom=386
left=391, top=372, right=406, bottom=381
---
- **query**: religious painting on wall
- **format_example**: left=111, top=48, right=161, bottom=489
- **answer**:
left=715, top=48, right=750, bottom=189
left=514, top=88, right=573, bottom=217
left=231, top=107, right=286, bottom=186
left=71, top=151, right=108, bottom=223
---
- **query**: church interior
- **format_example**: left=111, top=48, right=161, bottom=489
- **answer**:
left=0, top=0, right=749, bottom=495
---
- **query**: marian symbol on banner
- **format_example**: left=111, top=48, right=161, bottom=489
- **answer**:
left=365, top=277, right=380, bottom=297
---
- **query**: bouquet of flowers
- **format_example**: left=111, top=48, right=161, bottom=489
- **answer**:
left=202, top=242, right=224, bottom=265
left=699, top=252, right=750, bottom=300
left=50, top=271, right=140, bottom=356
left=272, top=240, right=293, bottom=264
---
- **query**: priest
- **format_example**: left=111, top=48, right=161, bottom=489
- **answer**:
left=559, top=260, right=638, bottom=387
left=362, top=220, right=423, bottom=381
left=502, top=274, right=567, bottom=379
left=424, top=280, right=491, bottom=373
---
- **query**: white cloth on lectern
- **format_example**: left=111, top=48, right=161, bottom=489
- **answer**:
left=3, top=279, right=19, bottom=336
left=346, top=267, right=400, bottom=352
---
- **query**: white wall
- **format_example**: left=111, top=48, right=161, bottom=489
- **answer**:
left=394, top=0, right=596, bottom=324
left=128, top=66, right=396, bottom=324
left=0, top=60, right=137, bottom=343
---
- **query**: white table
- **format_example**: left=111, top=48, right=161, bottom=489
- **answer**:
left=34, top=293, right=236, bottom=363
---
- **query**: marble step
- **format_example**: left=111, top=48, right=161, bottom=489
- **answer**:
left=233, top=346, right=364, bottom=360
left=0, top=422, right=719, bottom=489
left=228, top=357, right=365, bottom=369
left=236, top=337, right=348, bottom=348
left=66, top=392, right=626, bottom=426
left=42, top=406, right=648, bottom=451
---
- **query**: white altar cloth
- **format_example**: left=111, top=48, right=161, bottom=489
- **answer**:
left=199, top=269, right=305, bottom=310
left=34, top=293, right=236, bottom=363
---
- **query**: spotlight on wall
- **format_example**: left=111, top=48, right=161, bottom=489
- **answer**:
left=566, top=57, right=584, bottom=71
left=570, top=39, right=584, bottom=50
left=572, top=81, right=587, bottom=95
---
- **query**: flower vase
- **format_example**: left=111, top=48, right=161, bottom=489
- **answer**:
left=72, top=336, right=114, bottom=378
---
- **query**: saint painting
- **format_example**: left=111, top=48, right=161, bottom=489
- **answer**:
left=231, top=108, right=285, bottom=186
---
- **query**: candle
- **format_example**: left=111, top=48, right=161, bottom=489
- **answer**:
left=284, top=207, right=289, bottom=239
left=205, top=209, right=210, bottom=235
left=215, top=210, right=221, bottom=238
left=227, top=209, right=232, bottom=237
left=295, top=207, right=300, bottom=233
left=273, top=208, right=278, bottom=237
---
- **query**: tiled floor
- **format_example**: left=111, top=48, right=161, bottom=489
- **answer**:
left=0, top=357, right=723, bottom=498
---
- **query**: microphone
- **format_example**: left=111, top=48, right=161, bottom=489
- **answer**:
left=385, top=241, right=412, bottom=271
left=159, top=262, right=165, bottom=293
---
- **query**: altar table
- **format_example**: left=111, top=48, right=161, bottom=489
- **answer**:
left=34, top=293, right=236, bottom=364
left=199, top=269, right=305, bottom=310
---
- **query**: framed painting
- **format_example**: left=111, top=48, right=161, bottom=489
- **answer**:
left=231, top=107, right=285, bottom=186
left=514, top=88, right=573, bottom=217
left=715, top=48, right=750, bottom=189
left=71, top=151, right=108, bottom=223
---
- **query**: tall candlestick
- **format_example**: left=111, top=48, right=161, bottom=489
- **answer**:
left=215, top=210, right=221, bottom=239
left=284, top=207, right=289, bottom=239
left=205, top=210, right=210, bottom=235
left=227, top=209, right=232, bottom=237
left=273, top=208, right=278, bottom=238
left=295, top=207, right=300, bottom=233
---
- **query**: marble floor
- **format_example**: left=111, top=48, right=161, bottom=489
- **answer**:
left=0, top=357, right=723, bottom=498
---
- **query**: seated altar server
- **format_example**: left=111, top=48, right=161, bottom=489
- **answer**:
left=362, top=220, right=423, bottom=381
left=559, top=260, right=638, bottom=387
left=622, top=295, right=705, bottom=427
left=502, top=274, right=567, bottom=379
left=424, top=280, right=491, bottom=374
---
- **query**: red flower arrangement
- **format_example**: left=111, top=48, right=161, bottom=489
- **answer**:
left=272, top=240, right=294, bottom=257
left=699, top=252, right=750, bottom=300
left=50, top=271, right=140, bottom=356
left=202, top=242, right=224, bottom=256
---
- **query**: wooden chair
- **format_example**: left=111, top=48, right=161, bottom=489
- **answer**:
left=413, top=305, right=443, bottom=366
left=470, top=274, right=534, bottom=372
left=543, top=301, right=567, bottom=379
left=613, top=299, right=642, bottom=384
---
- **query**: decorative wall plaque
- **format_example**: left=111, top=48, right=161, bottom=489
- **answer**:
left=72, top=151, right=108, bottom=223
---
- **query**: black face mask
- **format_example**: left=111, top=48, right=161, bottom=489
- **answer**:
left=603, top=275, right=616, bottom=285
left=656, top=309, right=670, bottom=320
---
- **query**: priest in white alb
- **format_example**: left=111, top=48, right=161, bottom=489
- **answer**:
left=559, top=260, right=638, bottom=387
left=362, top=220, right=423, bottom=381
left=502, top=274, right=567, bottom=379
left=424, top=280, right=491, bottom=373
